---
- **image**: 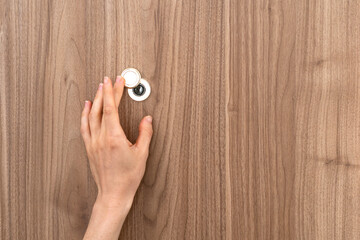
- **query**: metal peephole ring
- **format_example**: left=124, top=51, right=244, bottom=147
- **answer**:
left=127, top=79, right=151, bottom=102
left=121, top=68, right=141, bottom=88
left=121, top=68, right=151, bottom=101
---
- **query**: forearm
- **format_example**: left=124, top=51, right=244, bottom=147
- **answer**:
left=83, top=197, right=133, bottom=240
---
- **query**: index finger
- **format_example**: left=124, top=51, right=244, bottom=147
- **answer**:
left=102, top=77, right=121, bottom=131
left=114, top=76, right=125, bottom=108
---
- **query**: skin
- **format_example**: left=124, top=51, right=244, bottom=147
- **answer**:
left=80, top=76, right=153, bottom=240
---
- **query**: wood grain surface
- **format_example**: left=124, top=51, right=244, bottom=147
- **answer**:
left=1, top=0, right=360, bottom=239
left=228, top=0, right=360, bottom=239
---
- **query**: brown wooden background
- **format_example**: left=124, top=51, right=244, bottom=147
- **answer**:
left=1, top=0, right=360, bottom=239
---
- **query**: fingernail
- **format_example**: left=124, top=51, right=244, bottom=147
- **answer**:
left=99, top=83, right=103, bottom=90
left=146, top=116, right=153, bottom=123
left=104, top=77, right=109, bottom=84
left=85, top=100, right=89, bottom=107
left=116, top=76, right=121, bottom=83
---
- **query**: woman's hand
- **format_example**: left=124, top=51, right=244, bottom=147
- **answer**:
left=81, top=76, right=153, bottom=239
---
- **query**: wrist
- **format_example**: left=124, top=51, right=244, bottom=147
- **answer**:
left=90, top=196, right=133, bottom=229
left=94, top=193, right=134, bottom=214
left=84, top=196, right=132, bottom=240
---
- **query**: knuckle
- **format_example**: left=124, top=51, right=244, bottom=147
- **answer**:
left=107, top=139, right=119, bottom=149
left=148, top=127, right=153, bottom=135
left=81, top=115, right=88, bottom=124
left=138, top=147, right=147, bottom=157
left=89, top=112, right=96, bottom=121
left=143, top=127, right=153, bottom=137
left=103, top=105, right=115, bottom=115
left=136, top=144, right=149, bottom=156
left=138, top=149, right=149, bottom=160
left=92, top=139, right=104, bottom=151
left=106, top=134, right=121, bottom=148
left=107, top=129, right=121, bottom=138
left=80, top=126, right=87, bottom=135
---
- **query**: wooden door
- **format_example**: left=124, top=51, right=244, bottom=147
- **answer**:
left=1, top=0, right=360, bottom=239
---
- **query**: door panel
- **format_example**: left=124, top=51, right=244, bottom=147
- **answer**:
left=228, top=0, right=360, bottom=239
left=1, top=0, right=360, bottom=239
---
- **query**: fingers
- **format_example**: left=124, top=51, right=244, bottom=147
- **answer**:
left=114, top=76, right=125, bottom=108
left=135, top=116, right=153, bottom=152
left=80, top=100, right=92, bottom=143
left=89, top=83, right=103, bottom=135
left=102, top=77, right=120, bottom=130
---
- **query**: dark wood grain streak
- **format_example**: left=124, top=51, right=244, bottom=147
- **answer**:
left=1, top=0, right=360, bottom=239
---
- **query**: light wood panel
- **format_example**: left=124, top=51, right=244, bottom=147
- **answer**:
left=1, top=0, right=360, bottom=239
left=228, top=0, right=360, bottom=239
left=227, top=0, right=297, bottom=238
left=294, top=1, right=360, bottom=239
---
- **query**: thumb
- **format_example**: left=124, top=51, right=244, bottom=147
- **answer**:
left=135, top=116, right=153, bottom=151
